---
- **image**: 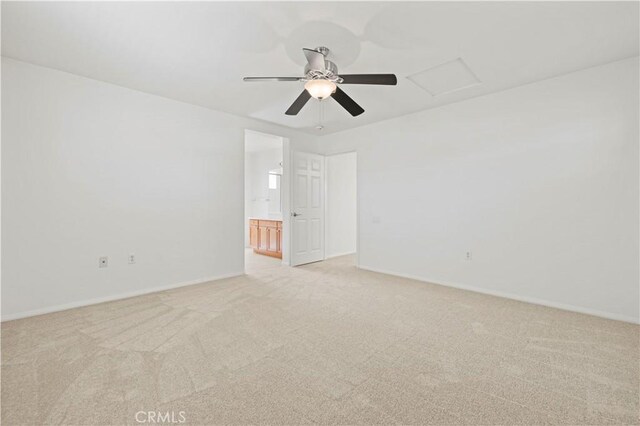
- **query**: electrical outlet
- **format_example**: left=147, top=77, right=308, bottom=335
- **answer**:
left=128, top=254, right=136, bottom=264
left=99, top=256, right=108, bottom=268
left=465, top=251, right=472, bottom=261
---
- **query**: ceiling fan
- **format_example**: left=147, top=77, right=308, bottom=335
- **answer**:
left=243, top=46, right=397, bottom=117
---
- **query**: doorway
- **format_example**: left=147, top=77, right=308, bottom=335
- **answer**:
left=244, top=130, right=285, bottom=269
left=244, top=133, right=356, bottom=269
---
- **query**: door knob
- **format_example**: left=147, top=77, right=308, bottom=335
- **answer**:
left=291, top=212, right=301, bottom=217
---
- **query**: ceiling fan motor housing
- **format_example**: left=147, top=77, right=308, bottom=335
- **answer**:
left=304, top=61, right=340, bottom=82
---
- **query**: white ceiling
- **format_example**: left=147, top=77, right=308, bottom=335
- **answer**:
left=2, top=2, right=638, bottom=135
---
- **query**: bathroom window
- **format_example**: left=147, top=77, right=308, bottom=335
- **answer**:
left=269, top=173, right=278, bottom=190
left=268, top=172, right=281, bottom=214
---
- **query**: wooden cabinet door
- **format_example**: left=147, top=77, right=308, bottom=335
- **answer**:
left=249, top=222, right=259, bottom=249
left=268, top=226, right=278, bottom=253
left=259, top=224, right=269, bottom=251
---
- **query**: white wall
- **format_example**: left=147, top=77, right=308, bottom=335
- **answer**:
left=244, top=144, right=283, bottom=247
left=325, top=152, right=357, bottom=258
left=1, top=57, right=319, bottom=320
left=3, top=56, right=638, bottom=323
left=320, top=57, right=639, bottom=323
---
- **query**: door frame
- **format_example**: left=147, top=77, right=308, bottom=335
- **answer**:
left=282, top=137, right=292, bottom=265
left=323, top=150, right=359, bottom=267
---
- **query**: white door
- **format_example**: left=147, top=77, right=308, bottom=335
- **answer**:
left=290, top=151, right=324, bottom=266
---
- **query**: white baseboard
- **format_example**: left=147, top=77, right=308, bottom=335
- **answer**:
left=358, top=265, right=639, bottom=325
left=325, top=251, right=356, bottom=260
left=1, top=271, right=244, bottom=322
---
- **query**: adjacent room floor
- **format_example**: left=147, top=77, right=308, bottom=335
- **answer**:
left=2, top=252, right=638, bottom=425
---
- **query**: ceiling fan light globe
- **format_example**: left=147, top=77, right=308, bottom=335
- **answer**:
left=304, top=79, right=336, bottom=100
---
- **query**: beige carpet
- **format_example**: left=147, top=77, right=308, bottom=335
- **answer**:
left=2, top=251, right=638, bottom=425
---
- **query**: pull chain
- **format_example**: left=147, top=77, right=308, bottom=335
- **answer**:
left=316, top=100, right=324, bottom=131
